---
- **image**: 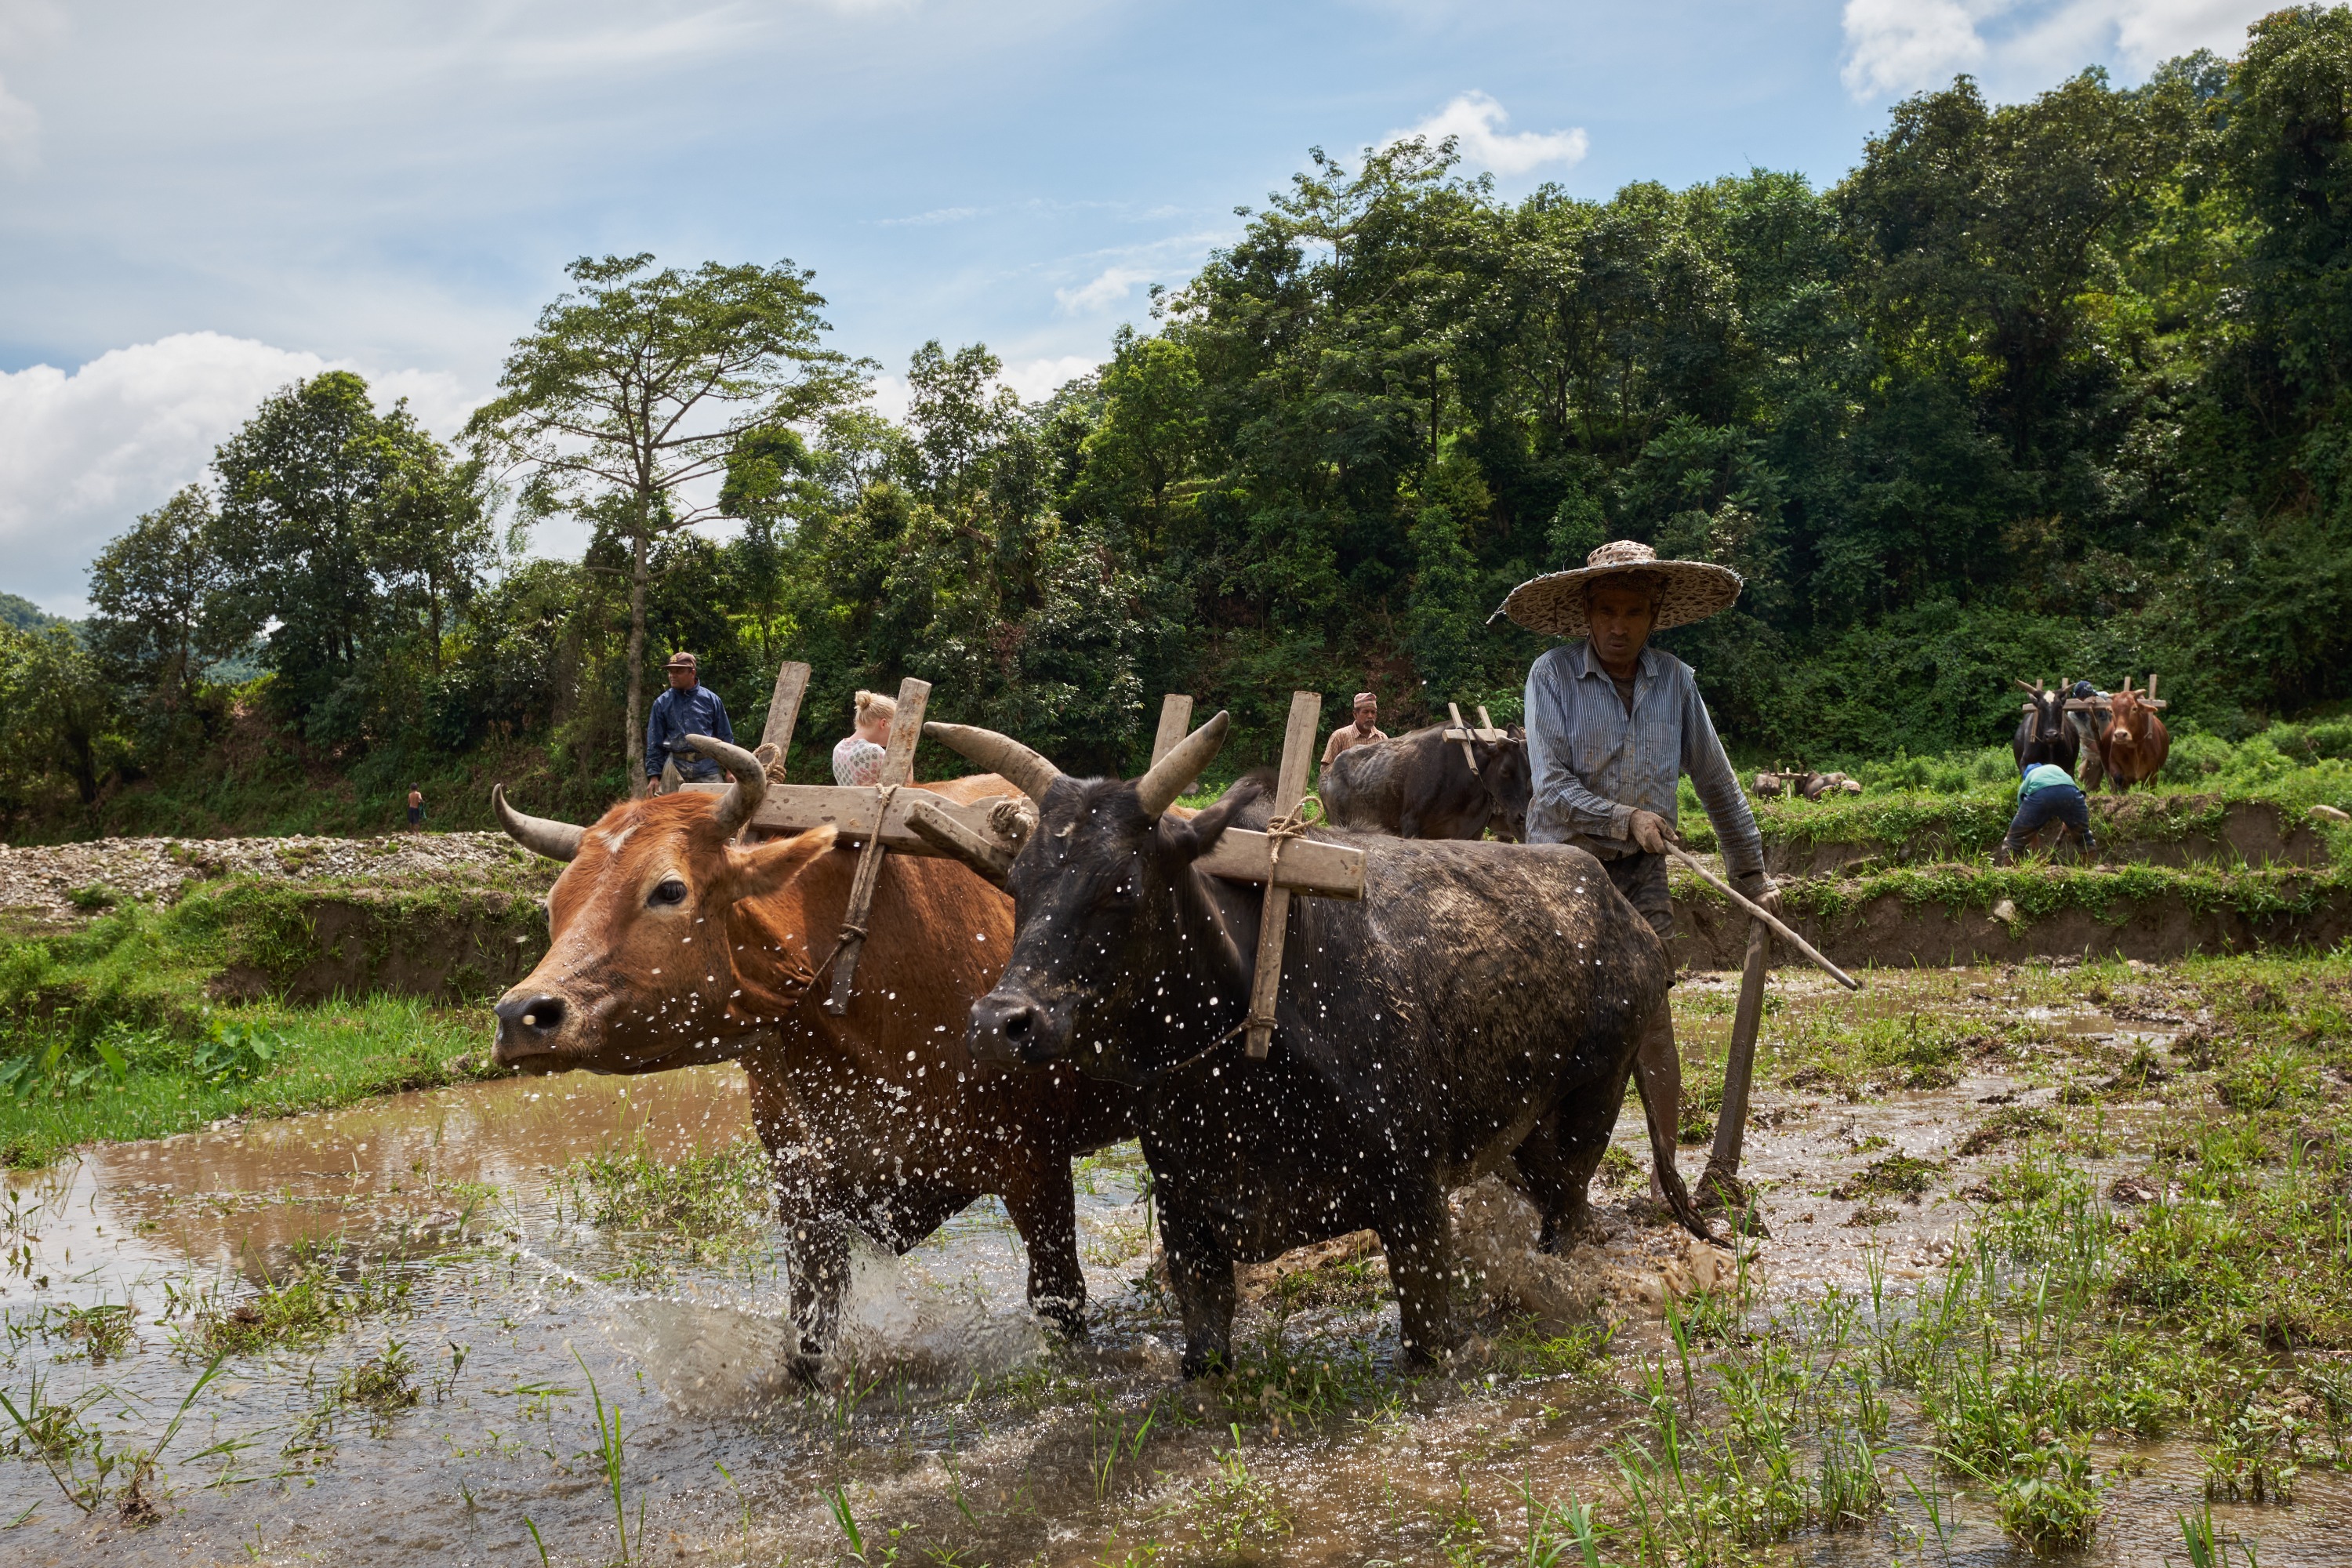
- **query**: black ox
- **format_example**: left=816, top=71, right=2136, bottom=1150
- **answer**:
left=1322, top=723, right=1531, bottom=841
left=2011, top=678, right=2081, bottom=776
left=924, top=713, right=1682, bottom=1378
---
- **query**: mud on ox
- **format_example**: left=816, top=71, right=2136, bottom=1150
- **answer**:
left=924, top=713, right=1680, bottom=1380
left=488, top=735, right=1135, bottom=1382
left=1321, top=723, right=1532, bottom=842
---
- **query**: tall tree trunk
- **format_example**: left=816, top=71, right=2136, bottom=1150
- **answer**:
left=625, top=514, right=650, bottom=793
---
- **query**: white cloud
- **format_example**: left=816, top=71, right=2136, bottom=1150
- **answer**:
left=0, top=333, right=477, bottom=613
left=1388, top=91, right=1587, bottom=177
left=1055, top=266, right=1153, bottom=314
left=1841, top=0, right=2273, bottom=101
left=0, top=0, right=64, bottom=172
left=877, top=205, right=982, bottom=227
left=0, top=74, right=36, bottom=170
left=1841, top=0, right=1991, bottom=99
left=995, top=354, right=1101, bottom=403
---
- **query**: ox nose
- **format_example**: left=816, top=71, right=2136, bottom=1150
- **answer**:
left=968, top=992, right=1056, bottom=1065
left=493, top=993, right=568, bottom=1062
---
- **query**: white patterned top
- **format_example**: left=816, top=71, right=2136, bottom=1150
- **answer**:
left=832, top=735, right=887, bottom=786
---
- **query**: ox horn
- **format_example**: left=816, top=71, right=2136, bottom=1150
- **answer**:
left=2012, top=677, right=2042, bottom=696
left=684, top=733, right=768, bottom=835
left=922, top=722, right=1064, bottom=804
left=1134, top=711, right=1231, bottom=820
left=492, top=783, right=583, bottom=862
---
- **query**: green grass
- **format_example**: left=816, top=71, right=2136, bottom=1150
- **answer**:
left=0, top=995, right=493, bottom=1167
left=558, top=1137, right=771, bottom=1241
left=1675, top=721, right=2352, bottom=870
left=185, top=1240, right=414, bottom=1356
left=0, top=866, right=536, bottom=1164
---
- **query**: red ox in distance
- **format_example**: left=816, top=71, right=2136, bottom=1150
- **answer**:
left=2096, top=679, right=2172, bottom=793
left=489, top=737, right=1134, bottom=1383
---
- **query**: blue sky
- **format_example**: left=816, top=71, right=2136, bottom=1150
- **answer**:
left=0, top=0, right=2279, bottom=612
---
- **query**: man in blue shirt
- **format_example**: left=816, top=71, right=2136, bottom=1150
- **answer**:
left=1497, top=539, right=1777, bottom=1218
left=644, top=652, right=735, bottom=789
left=1998, top=760, right=2101, bottom=864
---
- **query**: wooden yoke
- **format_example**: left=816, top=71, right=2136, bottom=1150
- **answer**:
left=824, top=676, right=931, bottom=1015
left=1243, top=691, right=1323, bottom=1059
left=1446, top=702, right=1480, bottom=777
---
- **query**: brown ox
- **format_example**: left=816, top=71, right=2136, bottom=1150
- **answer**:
left=489, top=736, right=1135, bottom=1382
left=2095, top=681, right=2170, bottom=793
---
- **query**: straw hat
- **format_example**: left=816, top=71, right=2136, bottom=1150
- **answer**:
left=1490, top=539, right=1744, bottom=638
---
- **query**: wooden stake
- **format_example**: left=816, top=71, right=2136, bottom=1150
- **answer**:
left=760, top=659, right=811, bottom=764
left=1475, top=706, right=1496, bottom=732
left=825, top=676, right=931, bottom=1015
left=1446, top=702, right=1480, bottom=776
left=1151, top=693, right=1195, bottom=767
left=1243, top=691, right=1321, bottom=1059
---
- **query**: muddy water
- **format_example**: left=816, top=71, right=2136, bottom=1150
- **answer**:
left=1, top=970, right=2343, bottom=1565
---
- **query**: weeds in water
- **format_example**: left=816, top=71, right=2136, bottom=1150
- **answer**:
left=186, top=1240, right=409, bottom=1355
left=559, top=1134, right=768, bottom=1247
left=2200, top=1381, right=2301, bottom=1502
left=334, top=1339, right=419, bottom=1420
left=1489, top=1319, right=1613, bottom=1381
left=1519, top=1483, right=1615, bottom=1568
left=1828, top=1152, right=1940, bottom=1203
left=1, top=1352, right=229, bottom=1520
left=1179, top=1424, right=1290, bottom=1559
left=2179, top=1499, right=2260, bottom=1567
left=61, top=1301, right=136, bottom=1363
left=574, top=1349, right=640, bottom=1564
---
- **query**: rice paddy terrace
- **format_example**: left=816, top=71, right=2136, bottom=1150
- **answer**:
left=0, top=783, right=2342, bottom=1564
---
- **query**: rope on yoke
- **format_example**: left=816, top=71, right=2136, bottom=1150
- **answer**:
left=1228, top=791, right=1326, bottom=1050
left=816, top=782, right=899, bottom=986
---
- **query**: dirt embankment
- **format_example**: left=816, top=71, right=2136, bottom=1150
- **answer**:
left=0, top=832, right=552, bottom=927
left=201, top=886, right=554, bottom=1005
left=1762, top=797, right=2339, bottom=877
left=0, top=832, right=559, bottom=1007
left=1671, top=873, right=2352, bottom=970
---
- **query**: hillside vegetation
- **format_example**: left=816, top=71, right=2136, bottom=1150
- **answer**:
left=9, top=10, right=2352, bottom=840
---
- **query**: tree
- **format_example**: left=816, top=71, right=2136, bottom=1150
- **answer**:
left=0, top=626, right=122, bottom=826
left=85, top=485, right=225, bottom=724
left=209, top=372, right=396, bottom=735
left=467, top=254, right=868, bottom=784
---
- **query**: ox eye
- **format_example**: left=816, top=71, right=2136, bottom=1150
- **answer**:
left=650, top=878, right=688, bottom=907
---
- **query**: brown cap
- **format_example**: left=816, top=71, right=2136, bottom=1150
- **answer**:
left=1352, top=691, right=1377, bottom=707
left=664, top=652, right=697, bottom=670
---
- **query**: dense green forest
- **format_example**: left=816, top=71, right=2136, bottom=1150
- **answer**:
left=7, top=9, right=2352, bottom=839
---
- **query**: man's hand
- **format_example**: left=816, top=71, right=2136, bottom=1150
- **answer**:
left=1628, top=809, right=1675, bottom=855
left=1735, top=870, right=1781, bottom=916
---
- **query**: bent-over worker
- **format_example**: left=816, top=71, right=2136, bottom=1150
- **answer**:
left=1997, top=760, right=2102, bottom=865
left=832, top=688, right=896, bottom=786
left=644, top=652, right=735, bottom=790
left=1497, top=539, right=1777, bottom=1215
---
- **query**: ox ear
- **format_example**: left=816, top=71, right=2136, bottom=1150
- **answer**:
left=1159, top=787, right=1247, bottom=865
left=726, top=824, right=840, bottom=901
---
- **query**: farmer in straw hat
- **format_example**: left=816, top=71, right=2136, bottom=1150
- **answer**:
left=1495, top=540, right=1778, bottom=1218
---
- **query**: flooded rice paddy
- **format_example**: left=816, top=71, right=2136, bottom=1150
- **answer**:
left=2, top=961, right=2347, bottom=1565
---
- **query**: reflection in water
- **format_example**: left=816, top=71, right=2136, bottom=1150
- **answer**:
left=0, top=976, right=2340, bottom=1565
